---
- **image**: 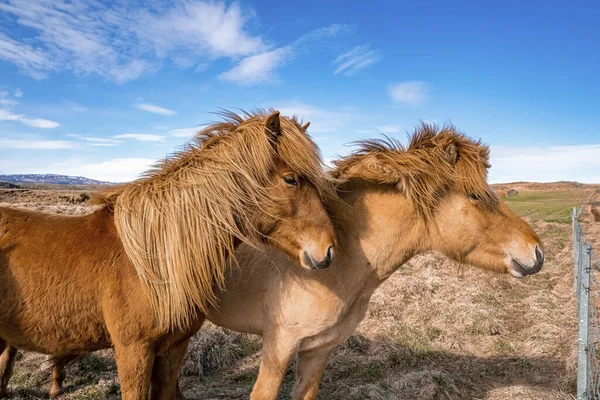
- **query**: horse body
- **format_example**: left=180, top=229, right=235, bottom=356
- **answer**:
left=1, top=206, right=145, bottom=354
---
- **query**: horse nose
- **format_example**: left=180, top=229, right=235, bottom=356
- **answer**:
left=302, top=245, right=334, bottom=270
left=531, top=245, right=544, bottom=273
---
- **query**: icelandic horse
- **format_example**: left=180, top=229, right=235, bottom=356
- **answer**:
left=204, top=123, right=544, bottom=399
left=0, top=110, right=338, bottom=399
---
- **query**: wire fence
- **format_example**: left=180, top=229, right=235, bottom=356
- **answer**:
left=573, top=206, right=600, bottom=399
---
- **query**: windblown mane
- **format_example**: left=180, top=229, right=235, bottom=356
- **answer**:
left=99, top=110, right=335, bottom=331
left=333, top=123, right=498, bottom=219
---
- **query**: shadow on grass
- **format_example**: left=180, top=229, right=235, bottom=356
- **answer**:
left=178, top=334, right=573, bottom=400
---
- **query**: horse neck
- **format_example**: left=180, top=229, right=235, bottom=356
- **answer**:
left=330, top=182, right=429, bottom=295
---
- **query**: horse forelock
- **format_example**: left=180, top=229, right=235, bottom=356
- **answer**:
left=332, top=122, right=498, bottom=219
left=108, top=109, right=333, bottom=332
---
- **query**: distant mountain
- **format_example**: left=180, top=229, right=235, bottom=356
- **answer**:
left=0, top=174, right=113, bottom=185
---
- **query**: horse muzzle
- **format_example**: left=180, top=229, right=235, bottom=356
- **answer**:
left=509, top=245, right=544, bottom=278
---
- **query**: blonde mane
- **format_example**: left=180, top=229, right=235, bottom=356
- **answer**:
left=333, top=123, right=498, bottom=219
left=102, top=110, right=335, bottom=331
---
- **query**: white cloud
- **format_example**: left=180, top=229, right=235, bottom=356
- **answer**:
left=169, top=127, right=205, bottom=137
left=134, top=2, right=264, bottom=59
left=220, top=24, right=347, bottom=86
left=489, top=144, right=600, bottom=183
left=134, top=103, right=176, bottom=116
left=0, top=88, right=19, bottom=107
left=1, top=2, right=348, bottom=84
left=0, top=33, right=54, bottom=79
left=219, top=47, right=292, bottom=85
left=0, top=1, right=266, bottom=83
left=65, top=100, right=88, bottom=112
left=0, top=137, right=73, bottom=149
left=0, top=108, right=60, bottom=128
left=379, top=125, right=400, bottom=133
left=388, top=81, right=430, bottom=106
left=20, top=117, right=61, bottom=129
left=357, top=129, right=375, bottom=134
left=334, top=45, right=381, bottom=76
left=113, top=133, right=166, bottom=142
left=66, top=134, right=122, bottom=147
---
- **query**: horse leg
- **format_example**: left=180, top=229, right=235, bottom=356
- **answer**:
left=250, top=330, right=297, bottom=400
left=0, top=342, right=17, bottom=398
left=290, top=346, right=334, bottom=400
left=150, top=339, right=190, bottom=400
left=114, top=342, right=155, bottom=400
left=50, top=363, right=67, bottom=398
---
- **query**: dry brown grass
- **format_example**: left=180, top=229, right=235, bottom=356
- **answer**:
left=2, top=184, right=595, bottom=399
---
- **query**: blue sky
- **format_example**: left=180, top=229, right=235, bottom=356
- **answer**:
left=1, top=0, right=599, bottom=183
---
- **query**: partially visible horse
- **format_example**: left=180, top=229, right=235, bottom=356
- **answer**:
left=42, top=124, right=543, bottom=399
left=0, top=110, right=338, bottom=399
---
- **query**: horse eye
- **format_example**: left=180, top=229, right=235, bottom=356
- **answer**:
left=283, top=175, right=298, bottom=186
left=469, top=193, right=481, bottom=201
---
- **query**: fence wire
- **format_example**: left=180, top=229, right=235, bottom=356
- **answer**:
left=574, top=206, right=600, bottom=399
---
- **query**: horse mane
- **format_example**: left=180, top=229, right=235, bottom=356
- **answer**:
left=332, top=122, right=498, bottom=219
left=98, top=109, right=335, bottom=331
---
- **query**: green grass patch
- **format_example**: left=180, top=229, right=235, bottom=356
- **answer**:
left=504, top=190, right=591, bottom=223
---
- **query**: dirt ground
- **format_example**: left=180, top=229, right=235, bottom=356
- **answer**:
left=1, top=183, right=597, bottom=399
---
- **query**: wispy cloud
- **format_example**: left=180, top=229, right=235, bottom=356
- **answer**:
left=388, top=81, right=430, bottom=106
left=135, top=2, right=264, bottom=59
left=134, top=103, right=176, bottom=116
left=219, top=47, right=292, bottom=85
left=489, top=144, right=600, bottom=183
left=0, top=137, right=73, bottom=149
left=0, top=32, right=53, bottom=79
left=334, top=45, right=381, bottom=76
left=0, top=90, right=18, bottom=107
left=113, top=133, right=166, bottom=142
left=65, top=134, right=121, bottom=147
left=65, top=100, right=88, bottom=112
left=0, top=1, right=265, bottom=83
left=0, top=108, right=60, bottom=128
left=378, top=125, right=400, bottom=133
left=220, top=24, right=347, bottom=86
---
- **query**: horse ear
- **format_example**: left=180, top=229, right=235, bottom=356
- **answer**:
left=265, top=111, right=281, bottom=142
left=444, top=143, right=458, bottom=165
left=301, top=121, right=310, bottom=131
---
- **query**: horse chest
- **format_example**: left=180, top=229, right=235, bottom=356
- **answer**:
left=298, top=294, right=372, bottom=351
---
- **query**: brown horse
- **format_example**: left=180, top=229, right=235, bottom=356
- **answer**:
left=11, top=124, right=545, bottom=399
left=207, top=125, right=544, bottom=399
left=0, top=110, right=338, bottom=399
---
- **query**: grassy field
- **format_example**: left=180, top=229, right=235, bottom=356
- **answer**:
left=2, top=186, right=596, bottom=399
left=504, top=189, right=593, bottom=224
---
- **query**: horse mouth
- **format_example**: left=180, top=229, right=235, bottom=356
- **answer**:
left=510, top=260, right=528, bottom=278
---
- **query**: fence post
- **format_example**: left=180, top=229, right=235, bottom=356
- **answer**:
left=574, top=208, right=581, bottom=295
left=578, top=244, right=592, bottom=400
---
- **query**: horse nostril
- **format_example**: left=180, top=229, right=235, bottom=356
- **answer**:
left=535, top=245, right=544, bottom=264
left=326, top=245, right=334, bottom=264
